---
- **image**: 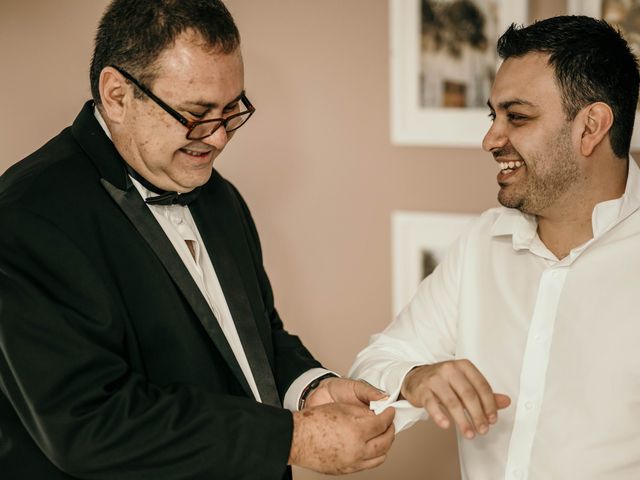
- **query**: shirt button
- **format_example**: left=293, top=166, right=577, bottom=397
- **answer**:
left=513, top=469, right=524, bottom=479
left=525, top=401, right=534, bottom=410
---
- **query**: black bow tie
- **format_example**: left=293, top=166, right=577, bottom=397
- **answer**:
left=125, top=164, right=201, bottom=206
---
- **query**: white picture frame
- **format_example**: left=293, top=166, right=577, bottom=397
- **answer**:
left=390, top=0, right=528, bottom=147
left=567, top=0, right=602, bottom=18
left=391, top=210, right=477, bottom=316
left=568, top=0, right=640, bottom=148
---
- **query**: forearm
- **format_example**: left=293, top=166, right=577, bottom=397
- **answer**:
left=349, top=251, right=464, bottom=396
left=349, top=346, right=425, bottom=401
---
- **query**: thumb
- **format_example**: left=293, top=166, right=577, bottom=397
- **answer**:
left=354, top=380, right=388, bottom=403
left=377, top=406, right=396, bottom=425
left=364, top=406, right=396, bottom=438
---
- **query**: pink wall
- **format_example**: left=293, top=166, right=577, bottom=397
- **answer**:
left=0, top=1, right=566, bottom=478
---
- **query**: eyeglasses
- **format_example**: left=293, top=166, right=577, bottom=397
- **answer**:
left=111, top=65, right=255, bottom=140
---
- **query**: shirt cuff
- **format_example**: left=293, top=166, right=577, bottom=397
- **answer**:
left=370, top=399, right=428, bottom=433
left=283, top=368, right=339, bottom=411
left=352, top=361, right=428, bottom=433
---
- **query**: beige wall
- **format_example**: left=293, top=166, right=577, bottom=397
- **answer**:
left=1, top=1, right=565, bottom=479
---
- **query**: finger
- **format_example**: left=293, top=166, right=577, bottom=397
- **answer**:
left=457, top=360, right=498, bottom=426
left=423, top=395, right=450, bottom=429
left=363, top=422, right=395, bottom=459
left=361, top=454, right=388, bottom=470
left=353, top=379, right=388, bottom=404
left=449, top=373, right=490, bottom=436
left=377, top=405, right=396, bottom=426
left=495, top=393, right=511, bottom=410
left=343, top=454, right=388, bottom=474
left=483, top=394, right=511, bottom=424
left=431, top=379, right=476, bottom=439
left=361, top=406, right=395, bottom=438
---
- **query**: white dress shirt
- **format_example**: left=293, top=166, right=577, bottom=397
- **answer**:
left=94, top=109, right=328, bottom=410
left=351, top=159, right=640, bottom=480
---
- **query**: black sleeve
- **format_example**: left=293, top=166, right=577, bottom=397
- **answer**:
left=0, top=207, right=292, bottom=480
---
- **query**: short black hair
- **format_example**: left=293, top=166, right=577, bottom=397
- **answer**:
left=90, top=0, right=240, bottom=106
left=497, top=15, right=639, bottom=158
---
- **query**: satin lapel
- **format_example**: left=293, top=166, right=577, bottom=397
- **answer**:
left=100, top=179, right=254, bottom=399
left=190, top=196, right=281, bottom=407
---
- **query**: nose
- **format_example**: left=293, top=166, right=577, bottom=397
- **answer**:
left=201, top=125, right=230, bottom=150
left=482, top=120, right=508, bottom=153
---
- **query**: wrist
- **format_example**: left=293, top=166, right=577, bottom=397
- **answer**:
left=400, top=365, right=423, bottom=401
left=298, top=373, right=338, bottom=410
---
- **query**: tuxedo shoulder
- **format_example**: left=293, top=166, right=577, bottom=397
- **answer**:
left=0, top=128, right=98, bottom=209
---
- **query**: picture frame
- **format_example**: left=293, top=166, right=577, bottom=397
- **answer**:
left=566, top=0, right=603, bottom=18
left=567, top=0, right=640, bottom=148
left=390, top=0, right=528, bottom=147
left=391, top=210, right=477, bottom=316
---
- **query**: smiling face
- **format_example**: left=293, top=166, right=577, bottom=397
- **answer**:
left=114, top=31, right=245, bottom=192
left=483, top=53, right=582, bottom=216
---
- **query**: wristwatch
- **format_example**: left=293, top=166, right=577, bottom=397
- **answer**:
left=298, top=373, right=338, bottom=410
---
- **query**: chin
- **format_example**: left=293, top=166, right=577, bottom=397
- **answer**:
left=498, top=192, right=524, bottom=211
left=172, top=166, right=214, bottom=191
left=187, top=171, right=214, bottom=189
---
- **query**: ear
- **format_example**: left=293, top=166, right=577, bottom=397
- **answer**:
left=579, top=102, right=614, bottom=157
left=98, top=66, right=130, bottom=125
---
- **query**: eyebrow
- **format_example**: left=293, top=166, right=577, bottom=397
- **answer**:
left=180, top=91, right=245, bottom=111
left=487, top=98, right=537, bottom=110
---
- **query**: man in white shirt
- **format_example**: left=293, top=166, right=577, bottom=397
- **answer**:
left=0, top=1, right=394, bottom=479
left=350, top=15, right=640, bottom=480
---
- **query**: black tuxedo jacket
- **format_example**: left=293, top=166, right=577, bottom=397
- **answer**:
left=0, top=102, right=321, bottom=479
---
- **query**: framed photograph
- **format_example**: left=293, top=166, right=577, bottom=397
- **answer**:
left=568, top=0, right=640, bottom=148
left=390, top=0, right=528, bottom=147
left=391, top=210, right=477, bottom=316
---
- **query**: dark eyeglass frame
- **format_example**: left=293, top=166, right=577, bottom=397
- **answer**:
left=111, top=65, right=255, bottom=140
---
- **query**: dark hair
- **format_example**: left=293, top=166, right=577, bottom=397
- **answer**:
left=90, top=0, right=240, bottom=106
left=497, top=15, right=639, bottom=158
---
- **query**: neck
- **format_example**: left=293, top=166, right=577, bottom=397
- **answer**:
left=537, top=215, right=593, bottom=260
left=536, top=156, right=628, bottom=259
left=124, top=163, right=169, bottom=194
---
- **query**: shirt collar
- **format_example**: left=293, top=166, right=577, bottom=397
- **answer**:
left=592, top=156, right=640, bottom=235
left=94, top=107, right=112, bottom=140
left=490, top=157, right=640, bottom=254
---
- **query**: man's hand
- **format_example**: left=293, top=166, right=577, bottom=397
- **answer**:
left=304, top=377, right=388, bottom=408
left=400, top=359, right=510, bottom=439
left=289, top=403, right=395, bottom=475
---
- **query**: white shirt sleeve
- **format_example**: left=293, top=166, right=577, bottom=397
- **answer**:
left=348, top=233, right=465, bottom=432
left=283, top=368, right=338, bottom=411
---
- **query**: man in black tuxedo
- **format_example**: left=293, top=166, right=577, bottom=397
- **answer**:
left=0, top=1, right=395, bottom=479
